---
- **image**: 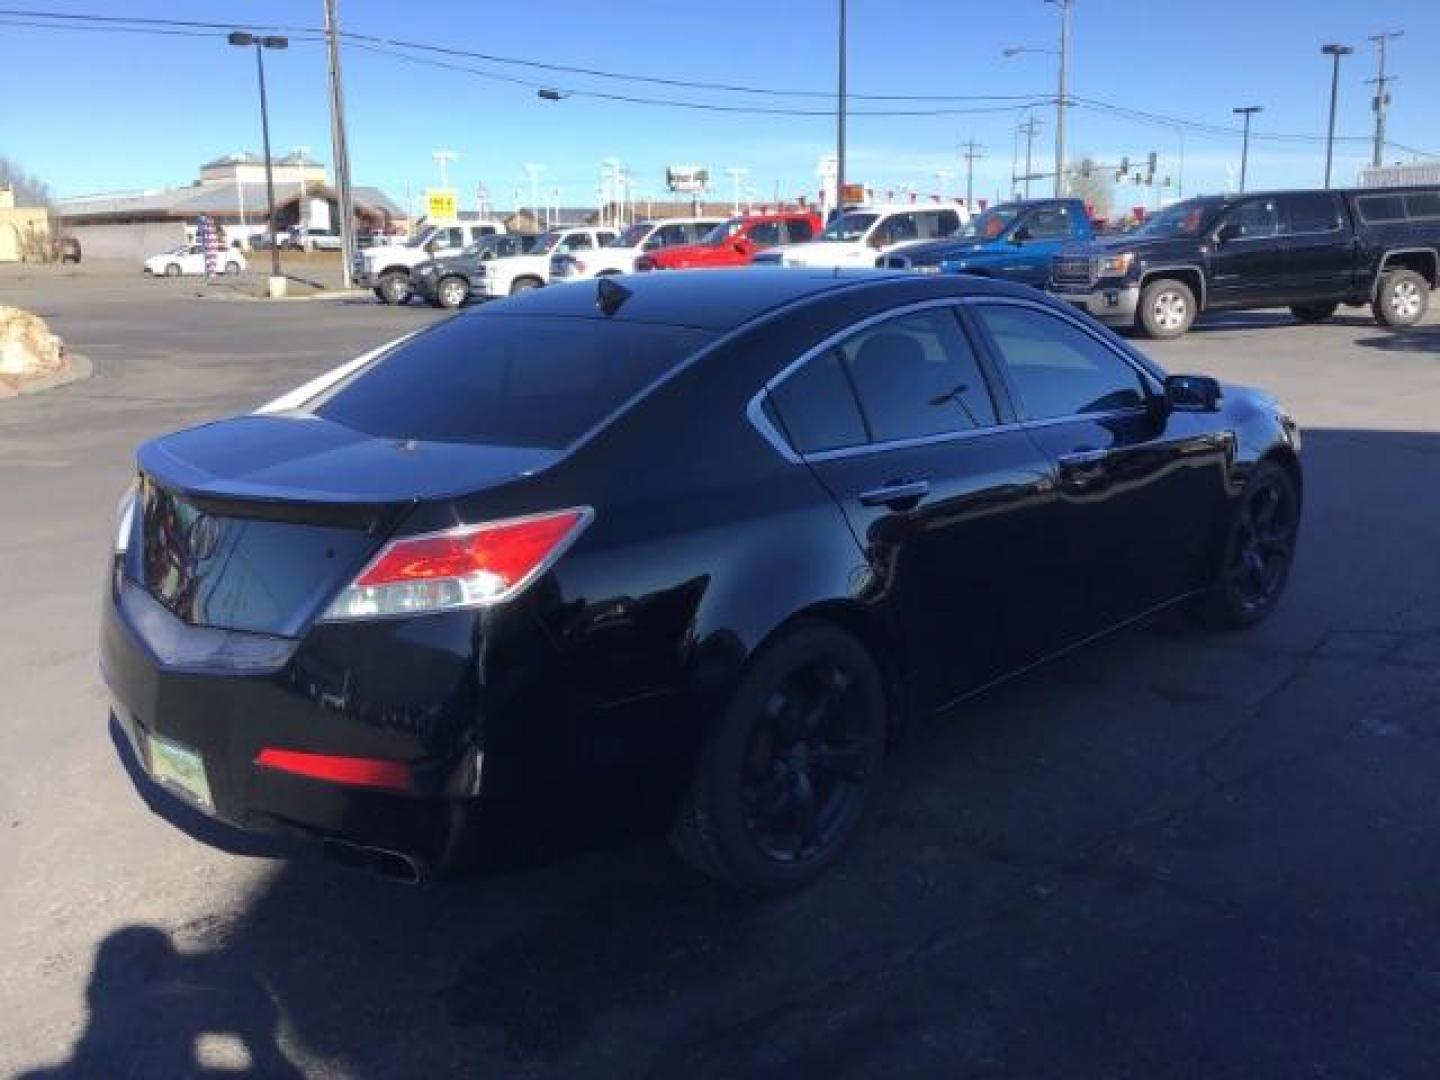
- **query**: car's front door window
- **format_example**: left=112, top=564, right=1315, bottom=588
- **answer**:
left=970, top=303, right=1148, bottom=420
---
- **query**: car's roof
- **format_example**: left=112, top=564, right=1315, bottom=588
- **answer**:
left=850, top=203, right=964, bottom=214
left=469, top=268, right=1038, bottom=331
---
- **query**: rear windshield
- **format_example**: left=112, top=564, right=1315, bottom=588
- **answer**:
left=314, top=315, right=714, bottom=448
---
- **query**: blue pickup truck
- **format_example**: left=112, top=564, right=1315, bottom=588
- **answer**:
left=877, top=198, right=1095, bottom=288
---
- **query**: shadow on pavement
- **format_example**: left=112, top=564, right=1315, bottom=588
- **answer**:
left=30, top=427, right=1440, bottom=1079
left=1189, top=309, right=1378, bottom=333
left=1353, top=323, right=1440, bottom=355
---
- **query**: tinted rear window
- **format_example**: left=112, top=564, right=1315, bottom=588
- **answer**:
left=315, top=315, right=713, bottom=448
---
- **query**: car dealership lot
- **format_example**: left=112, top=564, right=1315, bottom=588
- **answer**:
left=2, top=275, right=1439, bottom=1077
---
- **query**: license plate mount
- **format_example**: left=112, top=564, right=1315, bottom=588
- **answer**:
left=147, top=732, right=213, bottom=812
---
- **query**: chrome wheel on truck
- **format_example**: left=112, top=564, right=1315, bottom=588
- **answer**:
left=1373, top=269, right=1429, bottom=328
left=1138, top=279, right=1196, bottom=339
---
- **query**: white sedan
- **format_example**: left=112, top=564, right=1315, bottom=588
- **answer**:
left=143, top=245, right=246, bottom=277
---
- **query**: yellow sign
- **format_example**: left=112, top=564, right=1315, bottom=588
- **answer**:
left=425, top=189, right=458, bottom=222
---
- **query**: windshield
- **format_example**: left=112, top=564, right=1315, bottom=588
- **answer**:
left=530, top=231, right=566, bottom=254
left=701, top=219, right=745, bottom=245
left=611, top=222, right=652, bottom=248
left=819, top=212, right=878, bottom=242
left=1133, top=199, right=1219, bottom=238
left=404, top=230, right=435, bottom=248
left=956, top=206, right=1021, bottom=240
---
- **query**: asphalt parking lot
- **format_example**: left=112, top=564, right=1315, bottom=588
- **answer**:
left=2, top=269, right=1439, bottom=1078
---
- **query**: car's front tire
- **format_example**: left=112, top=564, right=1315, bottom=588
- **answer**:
left=509, top=277, right=542, bottom=295
left=1372, top=268, right=1429, bottom=328
left=436, top=276, right=469, bottom=310
left=670, top=620, right=886, bottom=892
left=164, top=263, right=181, bottom=278
left=377, top=271, right=412, bottom=305
left=224, top=261, right=241, bottom=276
left=1192, top=460, right=1300, bottom=630
left=1137, top=278, right=1196, bottom=339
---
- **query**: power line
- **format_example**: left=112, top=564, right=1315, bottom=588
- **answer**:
left=349, top=40, right=1052, bottom=118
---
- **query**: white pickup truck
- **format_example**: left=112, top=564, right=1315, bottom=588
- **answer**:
left=473, top=226, right=619, bottom=298
left=549, top=217, right=723, bottom=282
left=752, top=204, right=968, bottom=268
left=357, top=221, right=507, bottom=304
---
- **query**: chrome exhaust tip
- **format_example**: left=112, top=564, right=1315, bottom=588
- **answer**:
left=322, top=838, right=424, bottom=885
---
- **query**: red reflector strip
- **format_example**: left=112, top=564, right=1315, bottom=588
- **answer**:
left=256, top=748, right=412, bottom=792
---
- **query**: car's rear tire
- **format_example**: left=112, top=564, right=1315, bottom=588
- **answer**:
left=1137, top=278, right=1196, bottom=339
left=509, top=277, right=542, bottom=295
left=1192, top=460, right=1300, bottom=631
left=669, top=620, right=886, bottom=893
left=436, top=276, right=469, bottom=310
left=1372, top=268, right=1429, bottom=328
left=224, top=261, right=241, bottom=276
left=164, top=263, right=181, bottom=278
left=377, top=271, right=412, bottom=305
left=1290, top=301, right=1337, bottom=323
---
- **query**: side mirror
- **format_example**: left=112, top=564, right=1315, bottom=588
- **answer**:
left=1215, top=222, right=1240, bottom=244
left=732, top=238, right=752, bottom=254
left=1164, top=374, right=1222, bottom=412
left=1010, top=226, right=1032, bottom=244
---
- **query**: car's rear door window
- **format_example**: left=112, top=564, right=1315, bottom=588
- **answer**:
left=765, top=350, right=868, bottom=454
left=837, top=307, right=998, bottom=441
left=314, top=316, right=714, bottom=448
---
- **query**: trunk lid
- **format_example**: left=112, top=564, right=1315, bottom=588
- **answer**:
left=133, top=413, right=559, bottom=636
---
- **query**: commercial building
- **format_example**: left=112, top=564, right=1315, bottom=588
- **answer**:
left=0, top=187, right=50, bottom=263
left=55, top=153, right=404, bottom=259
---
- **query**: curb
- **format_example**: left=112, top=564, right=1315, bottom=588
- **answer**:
left=196, top=288, right=371, bottom=304
left=0, top=352, right=93, bottom=399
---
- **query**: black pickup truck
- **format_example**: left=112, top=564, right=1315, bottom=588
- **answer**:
left=1049, top=186, right=1439, bottom=338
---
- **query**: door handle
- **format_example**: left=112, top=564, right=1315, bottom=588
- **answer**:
left=1058, top=448, right=1110, bottom=471
left=858, top=479, right=930, bottom=510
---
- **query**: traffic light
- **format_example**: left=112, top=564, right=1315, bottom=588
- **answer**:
left=1115, top=156, right=1130, bottom=181
left=1145, top=152, right=1158, bottom=184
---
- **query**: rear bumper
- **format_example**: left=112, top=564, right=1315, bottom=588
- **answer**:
left=100, top=577, right=482, bottom=869
left=99, top=571, right=696, bottom=871
left=1048, top=282, right=1140, bottom=325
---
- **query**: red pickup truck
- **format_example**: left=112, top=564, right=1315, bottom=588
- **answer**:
left=636, top=211, right=822, bottom=270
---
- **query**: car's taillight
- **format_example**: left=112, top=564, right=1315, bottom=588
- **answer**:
left=256, top=748, right=412, bottom=791
left=323, top=507, right=592, bottom=621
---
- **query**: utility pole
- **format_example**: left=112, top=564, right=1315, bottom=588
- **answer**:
left=1233, top=106, right=1262, bottom=193
left=961, top=139, right=984, bottom=210
left=1018, top=115, right=1042, bottom=200
left=322, top=0, right=357, bottom=286
left=835, top=0, right=847, bottom=219
left=1367, top=30, right=1403, bottom=168
left=1050, top=0, right=1072, bottom=197
left=1322, top=42, right=1354, bottom=189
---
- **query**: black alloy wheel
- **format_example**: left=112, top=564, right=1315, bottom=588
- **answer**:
left=671, top=621, right=885, bottom=892
left=1196, top=461, right=1299, bottom=629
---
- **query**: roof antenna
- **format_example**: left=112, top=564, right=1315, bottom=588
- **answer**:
left=595, top=276, right=632, bottom=316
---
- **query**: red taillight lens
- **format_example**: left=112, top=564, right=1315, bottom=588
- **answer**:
left=256, top=748, right=411, bottom=791
left=324, top=507, right=591, bottom=620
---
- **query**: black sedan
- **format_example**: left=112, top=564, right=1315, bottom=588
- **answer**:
left=101, top=270, right=1302, bottom=892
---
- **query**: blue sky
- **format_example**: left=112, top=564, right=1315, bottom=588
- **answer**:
left=3, top=0, right=1437, bottom=211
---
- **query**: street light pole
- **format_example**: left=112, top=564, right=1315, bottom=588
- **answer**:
left=322, top=0, right=357, bottom=287
left=228, top=31, right=287, bottom=284
left=835, top=0, right=847, bottom=219
left=1232, top=106, right=1262, bottom=193
left=1322, top=43, right=1354, bottom=189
